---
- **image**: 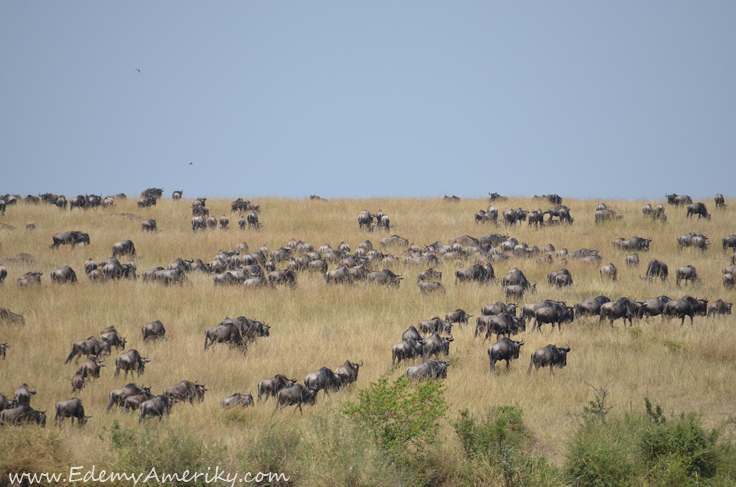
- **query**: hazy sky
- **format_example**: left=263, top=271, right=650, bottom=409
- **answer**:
left=2, top=2, right=735, bottom=200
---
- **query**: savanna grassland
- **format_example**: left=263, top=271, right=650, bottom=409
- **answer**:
left=1, top=194, right=735, bottom=486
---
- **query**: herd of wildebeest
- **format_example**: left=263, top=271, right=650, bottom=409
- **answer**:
left=0, top=189, right=735, bottom=428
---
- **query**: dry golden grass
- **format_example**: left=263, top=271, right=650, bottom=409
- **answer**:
left=1, top=195, right=735, bottom=472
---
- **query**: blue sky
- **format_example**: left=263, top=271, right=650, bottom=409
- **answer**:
left=2, top=2, right=735, bottom=199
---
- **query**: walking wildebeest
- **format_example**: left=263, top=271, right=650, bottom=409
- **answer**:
left=142, top=320, right=166, bottom=342
left=112, top=240, right=136, bottom=258
left=257, top=374, right=297, bottom=402
left=488, top=337, right=524, bottom=372
left=527, top=344, right=571, bottom=375
left=139, top=395, right=173, bottom=423
left=274, top=384, right=318, bottom=414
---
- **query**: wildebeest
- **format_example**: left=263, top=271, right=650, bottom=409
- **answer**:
left=14, top=383, right=37, bottom=406
left=137, top=196, right=157, bottom=208
left=163, top=380, right=207, bottom=404
left=422, top=333, right=454, bottom=358
left=358, top=210, right=374, bottom=229
left=626, top=254, right=640, bottom=267
left=489, top=192, right=508, bottom=202
left=65, top=337, right=111, bottom=364
left=642, top=259, right=668, bottom=281
left=723, top=235, right=736, bottom=253
left=204, top=323, right=245, bottom=353
left=100, top=327, right=126, bottom=351
left=599, top=263, right=617, bottom=281
left=112, top=240, right=136, bottom=258
left=475, top=209, right=498, bottom=224
left=418, top=281, right=445, bottom=294
left=26, top=221, right=36, bottom=230
left=304, top=367, right=343, bottom=395
left=455, top=264, right=495, bottom=284
left=380, top=235, right=407, bottom=247
left=192, top=216, right=206, bottom=232
left=391, top=338, right=425, bottom=366
left=55, top=398, right=91, bottom=427
left=686, top=202, right=710, bottom=220
left=505, top=284, right=534, bottom=300
left=532, top=305, right=574, bottom=332
left=142, top=320, right=166, bottom=342
left=0, top=342, right=8, bottom=360
left=675, top=265, right=700, bottom=286
left=418, top=268, right=442, bottom=282
left=618, top=236, right=651, bottom=251
left=334, top=360, right=363, bottom=386
left=221, top=393, right=254, bottom=408
left=488, top=337, right=524, bottom=372
left=268, top=269, right=297, bottom=288
left=206, top=216, right=217, bottom=229
left=172, top=190, right=183, bottom=200
left=500, top=268, right=533, bottom=289
left=714, top=193, right=725, bottom=208
left=663, top=295, right=708, bottom=325
left=275, top=384, right=318, bottom=414
left=246, top=212, right=261, bottom=230
left=258, top=374, right=297, bottom=402
left=0, top=265, right=6, bottom=285
left=50, top=266, right=77, bottom=284
left=445, top=309, right=472, bottom=325
left=78, top=355, right=105, bottom=379
left=115, top=350, right=150, bottom=378
left=141, top=188, right=163, bottom=200
left=482, top=301, right=517, bottom=317
left=192, top=204, right=210, bottom=217
left=0, top=393, right=12, bottom=411
left=401, top=325, right=423, bottom=343
left=325, top=266, right=351, bottom=285
left=139, top=395, right=173, bottom=423
left=600, top=298, right=645, bottom=327
left=503, top=208, right=529, bottom=226
left=528, top=209, right=547, bottom=228
left=50, top=231, right=90, bottom=250
left=418, top=317, right=453, bottom=335
left=527, top=344, right=571, bottom=375
left=0, top=405, right=46, bottom=427
left=71, top=370, right=87, bottom=394
left=724, top=273, right=735, bottom=289
left=707, top=299, right=732, bottom=317
left=366, top=269, right=403, bottom=287
left=595, top=209, right=623, bottom=223
left=476, top=313, right=524, bottom=341
left=639, top=296, right=672, bottom=321
left=405, top=360, right=449, bottom=382
left=666, top=194, right=693, bottom=207
left=574, top=296, right=611, bottom=318
left=0, top=307, right=25, bottom=324
left=547, top=269, right=572, bottom=287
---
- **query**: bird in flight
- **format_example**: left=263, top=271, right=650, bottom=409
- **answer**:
left=189, top=162, right=193, bottom=165
left=135, top=69, right=141, bottom=73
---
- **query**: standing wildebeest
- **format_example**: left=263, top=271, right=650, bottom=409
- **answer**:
left=595, top=209, right=623, bottom=223
left=455, top=264, right=494, bottom=284
left=406, top=360, right=450, bottom=382
left=418, top=268, right=442, bottom=282
left=723, top=235, right=736, bottom=253
left=574, top=296, right=611, bottom=319
left=418, top=281, right=445, bottom=294
left=0, top=342, right=8, bottom=360
left=663, top=295, right=707, bottom=325
left=141, top=219, right=157, bottom=232
left=418, top=317, right=453, bottom=335
left=528, top=209, right=547, bottom=228
left=206, top=216, right=217, bottom=229
left=172, top=190, right=183, bottom=200
left=488, top=337, right=524, bottom=372
left=65, top=337, right=111, bottom=364
left=642, top=259, right=668, bottom=281
left=14, top=383, right=37, bottom=406
left=501, top=268, right=533, bottom=289
left=423, top=333, right=454, bottom=358
left=532, top=305, right=574, bottom=332
left=163, top=380, right=208, bottom=404
left=489, top=192, right=508, bottom=202
left=275, top=384, right=318, bottom=414
left=50, top=231, right=90, bottom=250
left=639, top=296, right=672, bottom=321
left=55, top=398, right=91, bottom=427
left=503, top=208, right=529, bottom=225
left=666, top=194, right=693, bottom=207
left=482, top=301, right=517, bottom=317
left=714, top=193, right=725, bottom=208
left=686, top=202, right=711, bottom=220
left=246, top=211, right=261, bottom=230
left=600, top=298, right=645, bottom=327
left=0, top=265, right=7, bottom=285
left=391, top=338, right=426, bottom=366
left=325, top=266, right=351, bottom=285
left=334, top=360, right=363, bottom=386
left=100, top=327, right=127, bottom=351
left=137, top=196, right=157, bottom=208
left=139, top=395, right=173, bottom=423
left=268, top=269, right=297, bottom=288
left=257, top=374, right=297, bottom=402
left=219, top=215, right=229, bottom=229
left=618, top=236, right=651, bottom=251
left=676, top=265, right=700, bottom=286
left=115, top=350, right=150, bottom=378
left=221, top=393, right=254, bottom=408
left=50, top=266, right=77, bottom=284
left=304, top=367, right=343, bottom=395
left=476, top=313, right=524, bottom=341
left=17, top=272, right=43, bottom=287
left=707, top=299, right=732, bottom=317
left=527, top=344, right=571, bottom=375
left=142, top=320, right=166, bottom=342
left=204, top=323, right=245, bottom=353
left=547, top=269, right=572, bottom=287
left=192, top=216, right=206, bottom=232
left=626, top=254, right=640, bottom=267
left=599, top=263, right=617, bottom=281
left=112, top=240, right=136, bottom=258
left=78, top=355, right=105, bottom=379
left=402, top=325, right=423, bottom=342
left=358, top=210, right=374, bottom=229
left=0, top=405, right=47, bottom=427
left=445, top=309, right=472, bottom=326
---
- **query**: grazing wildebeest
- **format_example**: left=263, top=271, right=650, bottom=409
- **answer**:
left=139, top=395, right=173, bottom=423
left=618, top=236, right=651, bottom=251
left=55, top=398, right=91, bottom=427
left=723, top=235, right=736, bottom=253
left=78, top=355, right=105, bottom=379
left=488, top=337, right=524, bottom=372
left=574, top=296, right=611, bottom=319
left=707, top=299, right=732, bottom=317
left=642, top=259, right=668, bottom=281
left=140, top=219, right=157, bottom=232
left=50, top=266, right=77, bottom=284
left=137, top=196, right=157, bottom=208
left=221, top=393, right=254, bottom=408
left=532, top=305, right=574, bottom=332
left=503, top=208, right=529, bottom=226
left=422, top=333, right=454, bottom=358
left=142, top=320, right=166, bottom=342
left=325, top=266, right=351, bottom=285
left=258, top=375, right=297, bottom=402
left=65, top=337, right=111, bottom=364
left=391, top=338, right=426, bottom=366
left=268, top=269, right=297, bottom=288
left=357, top=210, right=374, bottom=229
left=418, top=281, right=445, bottom=294
left=0, top=307, right=25, bottom=324
left=445, top=309, right=472, bottom=326
left=714, top=193, right=725, bottom=208
left=163, top=380, right=207, bottom=404
left=71, top=371, right=87, bottom=394
left=112, top=240, right=136, bottom=257
left=686, top=202, right=710, bottom=220
left=663, top=295, right=707, bottom=326
left=501, top=268, right=533, bottom=289
left=246, top=211, right=261, bottom=229
left=599, top=263, right=617, bottom=281
left=0, top=405, right=47, bottom=427
left=334, top=360, right=363, bottom=386
left=505, top=284, right=531, bottom=300
left=418, top=317, right=453, bottom=335
left=489, top=192, right=508, bottom=202
left=192, top=216, right=206, bottom=231
left=527, top=344, right=571, bottom=375
left=50, top=231, right=90, bottom=250
left=595, top=209, right=623, bottom=223
left=482, top=302, right=517, bottom=317
left=203, top=323, right=245, bottom=353
left=100, top=327, right=126, bottom=351
left=275, top=384, right=318, bottom=414
left=666, top=194, right=692, bottom=207
left=547, top=269, right=572, bottom=287
left=455, top=264, right=494, bottom=284
left=14, top=383, right=37, bottom=406
left=626, top=254, right=639, bottom=267
left=115, top=350, right=150, bottom=378
left=366, top=269, right=403, bottom=287
left=676, top=265, right=700, bottom=286
left=418, top=268, right=442, bottom=282
left=405, top=360, right=449, bottom=382
left=402, top=325, right=423, bottom=342
left=600, top=298, right=645, bottom=327
left=304, top=367, right=343, bottom=395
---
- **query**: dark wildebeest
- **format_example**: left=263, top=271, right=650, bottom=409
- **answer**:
left=221, top=393, right=254, bottom=408
left=50, top=266, right=77, bottom=284
left=418, top=317, right=453, bottom=335
left=595, top=209, right=623, bottom=223
left=640, top=296, right=672, bottom=321
left=599, top=263, right=617, bottom=281
left=246, top=211, right=261, bottom=229
left=0, top=393, right=12, bottom=411
left=139, top=395, right=173, bottom=423
left=392, top=338, right=426, bottom=366
left=666, top=194, right=693, bottom=207
left=489, top=192, right=508, bottom=202
left=406, top=360, right=449, bottom=382
left=204, top=323, right=245, bottom=352
left=686, top=202, right=711, bottom=220
left=626, top=254, right=640, bottom=267
left=100, top=327, right=127, bottom=351
left=418, top=268, right=442, bottom=282
left=142, top=219, right=157, bottom=233
left=505, top=284, right=533, bottom=300
left=192, top=216, right=206, bottom=231
left=304, top=367, right=343, bottom=395
left=663, top=296, right=708, bottom=326
left=112, top=240, right=136, bottom=258
left=206, top=216, right=217, bottom=229
left=501, top=268, right=533, bottom=290
left=219, top=215, right=229, bottom=229
left=55, top=398, right=91, bottom=427
left=418, top=281, right=445, bottom=294
left=444, top=195, right=461, bottom=201
left=275, top=384, right=318, bottom=414
left=476, top=313, right=524, bottom=341
left=527, top=344, right=571, bottom=375
left=192, top=204, right=210, bottom=217
left=488, top=337, right=524, bottom=372
left=0, top=342, right=8, bottom=360
left=676, top=265, right=700, bottom=286
left=358, top=210, right=374, bottom=229
left=137, top=196, right=157, bottom=208
left=503, top=208, right=528, bottom=226
left=65, top=337, right=111, bottom=364
left=600, top=298, right=645, bottom=327
left=380, top=235, right=407, bottom=247
left=722, top=235, right=736, bottom=253
left=257, top=374, right=297, bottom=402
left=78, top=355, right=105, bottom=379
left=715, top=193, right=726, bottom=208
left=325, top=266, right=351, bottom=285
left=482, top=302, right=517, bottom=317
left=0, top=307, right=25, bottom=324
left=84, top=258, right=98, bottom=275
left=707, top=299, right=732, bottom=318
left=619, top=236, right=651, bottom=251
left=532, top=305, right=574, bottom=332
left=724, top=273, right=734, bottom=289
left=574, top=296, right=611, bottom=319
left=455, top=264, right=494, bottom=284
left=14, top=383, right=37, bottom=406
left=142, top=320, right=166, bottom=342
left=0, top=405, right=47, bottom=427
left=268, top=269, right=297, bottom=288
left=642, top=259, right=668, bottom=281
left=547, top=269, right=572, bottom=287
left=0, top=265, right=7, bottom=285
left=115, top=350, right=150, bottom=378
left=445, top=309, right=472, bottom=326
left=528, top=209, right=547, bottom=228
left=141, top=188, right=163, bottom=200
left=172, top=190, right=183, bottom=200
left=335, top=360, right=363, bottom=386
left=367, top=268, right=403, bottom=287
left=402, top=325, right=423, bottom=342
left=163, top=380, right=208, bottom=404
left=423, top=333, right=454, bottom=358
left=50, top=231, right=90, bottom=250
left=71, top=371, right=86, bottom=394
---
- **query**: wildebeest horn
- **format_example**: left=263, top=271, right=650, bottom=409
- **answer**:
left=30, top=385, right=37, bottom=393
left=358, top=361, right=363, bottom=367
left=519, top=339, right=524, bottom=345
